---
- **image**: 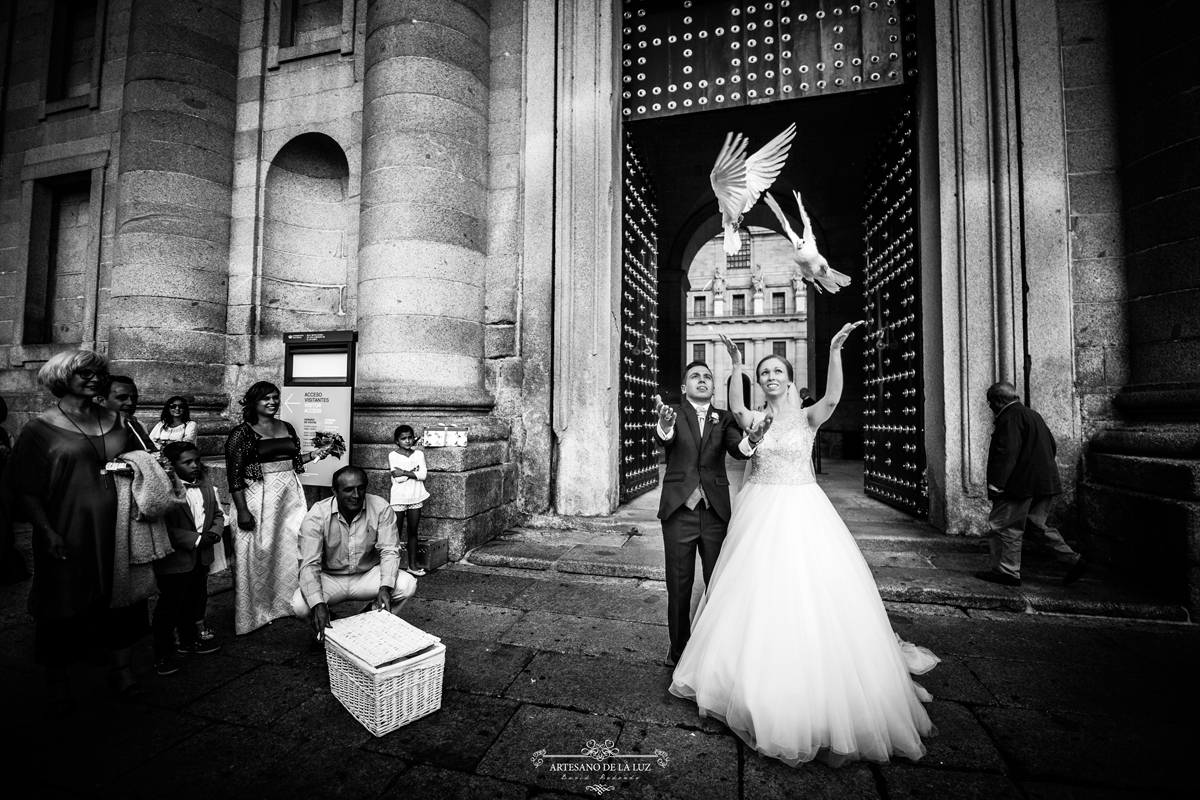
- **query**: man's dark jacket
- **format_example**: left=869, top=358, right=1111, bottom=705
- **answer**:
left=655, top=403, right=748, bottom=521
left=987, top=402, right=1062, bottom=497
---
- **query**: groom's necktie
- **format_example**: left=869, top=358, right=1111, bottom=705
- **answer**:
left=685, top=405, right=710, bottom=511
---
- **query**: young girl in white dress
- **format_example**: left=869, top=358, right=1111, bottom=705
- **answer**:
left=389, top=425, right=430, bottom=576
left=669, top=322, right=939, bottom=767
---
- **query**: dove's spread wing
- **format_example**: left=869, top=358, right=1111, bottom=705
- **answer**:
left=763, top=192, right=803, bottom=250
left=742, top=123, right=797, bottom=212
left=793, top=190, right=817, bottom=249
left=709, top=132, right=749, bottom=222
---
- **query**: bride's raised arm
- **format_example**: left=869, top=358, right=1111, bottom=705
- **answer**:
left=718, top=334, right=757, bottom=429
left=808, top=321, right=866, bottom=428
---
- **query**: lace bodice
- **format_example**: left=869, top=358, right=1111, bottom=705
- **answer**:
left=745, top=411, right=817, bottom=486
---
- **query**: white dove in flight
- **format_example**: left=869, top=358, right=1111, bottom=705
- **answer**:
left=763, top=189, right=852, bottom=294
left=709, top=123, right=797, bottom=256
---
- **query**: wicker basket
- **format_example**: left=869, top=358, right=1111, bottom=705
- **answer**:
left=323, top=613, right=444, bottom=737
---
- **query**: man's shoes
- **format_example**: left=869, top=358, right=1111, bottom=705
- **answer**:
left=177, top=639, right=221, bottom=655
left=665, top=648, right=680, bottom=667
left=1063, top=558, right=1088, bottom=586
left=154, top=657, right=181, bottom=677
left=974, top=569, right=1021, bottom=587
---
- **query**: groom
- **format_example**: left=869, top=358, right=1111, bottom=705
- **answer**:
left=656, top=361, right=760, bottom=665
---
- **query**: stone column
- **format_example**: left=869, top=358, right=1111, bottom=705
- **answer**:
left=110, top=0, right=241, bottom=398
left=356, top=0, right=492, bottom=407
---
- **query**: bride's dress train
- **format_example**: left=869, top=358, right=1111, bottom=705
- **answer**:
left=669, top=411, right=939, bottom=766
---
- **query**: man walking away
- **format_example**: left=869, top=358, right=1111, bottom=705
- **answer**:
left=975, top=381, right=1086, bottom=588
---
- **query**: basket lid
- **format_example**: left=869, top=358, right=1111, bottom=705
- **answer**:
left=325, top=612, right=441, bottom=668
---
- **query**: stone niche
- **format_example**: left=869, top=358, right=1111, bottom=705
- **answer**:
left=261, top=132, right=352, bottom=334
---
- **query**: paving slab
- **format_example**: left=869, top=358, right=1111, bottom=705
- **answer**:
left=269, top=689, right=376, bottom=748
left=499, top=610, right=669, bottom=664
left=400, top=597, right=526, bottom=642
left=613, top=721, right=739, bottom=799
left=364, top=690, right=521, bottom=771
left=873, top=567, right=1028, bottom=611
left=503, top=651, right=724, bottom=732
left=919, top=701, right=1007, bottom=771
left=215, top=609, right=314, bottom=664
left=379, top=764, right=528, bottom=800
left=476, top=704, right=624, bottom=793
left=892, top=614, right=1140, bottom=666
left=514, top=579, right=669, bottom=625
left=29, top=698, right=209, bottom=795
left=964, top=656, right=1177, bottom=722
left=414, top=567, right=537, bottom=605
left=976, top=707, right=1192, bottom=793
left=879, top=764, right=1025, bottom=799
left=557, top=544, right=667, bottom=580
left=914, top=656, right=999, bottom=705
left=241, top=744, right=405, bottom=799
left=184, top=663, right=323, bottom=727
left=114, top=723, right=302, bottom=799
left=1018, top=780, right=1164, bottom=799
left=1102, top=623, right=1200, bottom=672
left=468, top=541, right=575, bottom=570
left=438, top=635, right=538, bottom=696
left=138, top=652, right=260, bottom=710
left=741, top=757, right=879, bottom=800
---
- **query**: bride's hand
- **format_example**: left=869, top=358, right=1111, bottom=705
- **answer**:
left=718, top=334, right=740, bottom=365
left=830, top=320, right=866, bottom=351
left=747, top=414, right=773, bottom=445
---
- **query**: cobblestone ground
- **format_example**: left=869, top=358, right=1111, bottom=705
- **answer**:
left=2, top=463, right=1196, bottom=798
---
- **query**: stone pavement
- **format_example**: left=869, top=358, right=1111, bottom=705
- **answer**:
left=2, top=462, right=1196, bottom=799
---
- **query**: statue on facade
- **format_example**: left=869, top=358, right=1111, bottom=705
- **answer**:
left=791, top=271, right=805, bottom=297
left=712, top=264, right=728, bottom=297
left=751, top=264, right=766, bottom=296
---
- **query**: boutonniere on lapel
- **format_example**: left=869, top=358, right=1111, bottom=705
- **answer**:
left=708, top=411, right=720, bottom=425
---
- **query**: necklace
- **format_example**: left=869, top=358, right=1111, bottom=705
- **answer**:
left=57, top=403, right=111, bottom=488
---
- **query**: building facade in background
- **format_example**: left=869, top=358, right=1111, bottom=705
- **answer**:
left=685, top=227, right=808, bottom=411
left=0, top=1, right=1196, bottom=610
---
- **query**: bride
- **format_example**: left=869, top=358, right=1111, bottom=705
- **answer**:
left=669, top=321, right=939, bottom=766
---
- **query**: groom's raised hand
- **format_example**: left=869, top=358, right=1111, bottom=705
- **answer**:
left=654, top=394, right=677, bottom=432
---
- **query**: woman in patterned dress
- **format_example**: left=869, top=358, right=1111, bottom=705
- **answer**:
left=669, top=325, right=939, bottom=767
left=225, top=382, right=329, bottom=634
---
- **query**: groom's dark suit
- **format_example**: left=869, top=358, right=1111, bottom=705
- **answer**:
left=656, top=402, right=750, bottom=663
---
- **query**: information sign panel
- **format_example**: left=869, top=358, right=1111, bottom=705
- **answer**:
left=280, top=385, right=353, bottom=487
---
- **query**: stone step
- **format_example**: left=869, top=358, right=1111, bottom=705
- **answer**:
left=464, top=538, right=1187, bottom=623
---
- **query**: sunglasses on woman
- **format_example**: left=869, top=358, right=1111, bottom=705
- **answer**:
left=74, top=369, right=109, bottom=381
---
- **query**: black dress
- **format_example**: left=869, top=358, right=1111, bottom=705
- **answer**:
left=6, top=417, right=148, bottom=665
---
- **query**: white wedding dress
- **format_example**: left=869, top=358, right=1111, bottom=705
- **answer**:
left=669, top=410, right=939, bottom=766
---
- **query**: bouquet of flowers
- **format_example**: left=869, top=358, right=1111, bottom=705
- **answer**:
left=313, top=431, right=347, bottom=460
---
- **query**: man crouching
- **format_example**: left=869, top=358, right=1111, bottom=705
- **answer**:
left=293, top=465, right=417, bottom=648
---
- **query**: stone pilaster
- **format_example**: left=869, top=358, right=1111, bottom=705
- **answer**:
left=551, top=0, right=621, bottom=515
left=110, top=0, right=241, bottom=399
left=356, top=0, right=492, bottom=408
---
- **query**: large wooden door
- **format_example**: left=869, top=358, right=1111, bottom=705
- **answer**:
left=619, top=133, right=661, bottom=502
left=862, top=91, right=926, bottom=517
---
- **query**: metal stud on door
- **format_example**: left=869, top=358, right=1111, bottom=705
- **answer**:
left=620, top=133, right=661, bottom=503
left=862, top=91, right=926, bottom=517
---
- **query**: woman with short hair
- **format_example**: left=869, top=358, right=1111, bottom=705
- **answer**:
left=4, top=349, right=148, bottom=710
left=225, top=381, right=329, bottom=634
